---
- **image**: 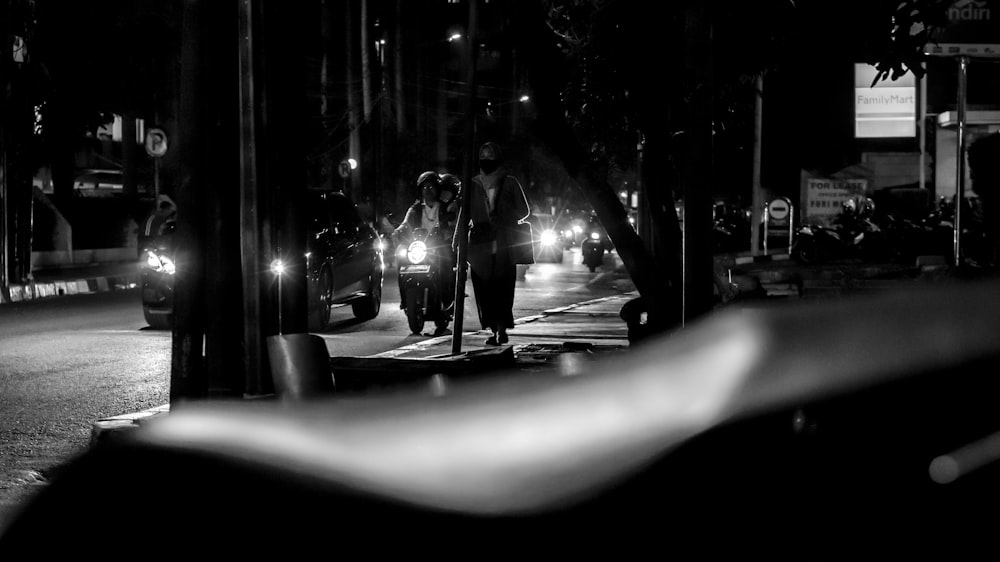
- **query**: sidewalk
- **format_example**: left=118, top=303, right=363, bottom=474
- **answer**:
left=89, top=291, right=635, bottom=443
left=1, top=260, right=140, bottom=304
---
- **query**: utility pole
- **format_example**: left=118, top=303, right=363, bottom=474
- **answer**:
left=1, top=0, right=10, bottom=300
left=751, top=74, right=764, bottom=256
left=452, top=0, right=478, bottom=355
left=954, top=55, right=968, bottom=268
left=360, top=0, right=373, bottom=122
left=394, top=0, right=405, bottom=138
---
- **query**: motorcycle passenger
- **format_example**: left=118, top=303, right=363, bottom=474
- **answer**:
left=393, top=171, right=454, bottom=335
left=437, top=173, right=463, bottom=314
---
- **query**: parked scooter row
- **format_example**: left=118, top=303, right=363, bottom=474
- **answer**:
left=792, top=195, right=990, bottom=266
left=791, top=197, right=889, bottom=264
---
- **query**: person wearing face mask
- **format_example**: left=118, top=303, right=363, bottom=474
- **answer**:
left=455, top=141, right=531, bottom=345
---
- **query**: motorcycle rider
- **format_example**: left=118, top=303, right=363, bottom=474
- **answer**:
left=393, top=171, right=454, bottom=335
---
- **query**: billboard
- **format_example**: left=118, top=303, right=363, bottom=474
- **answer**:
left=801, top=177, right=869, bottom=225
left=854, top=63, right=916, bottom=138
left=926, top=0, right=1000, bottom=57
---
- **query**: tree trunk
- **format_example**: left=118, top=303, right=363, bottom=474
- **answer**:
left=641, top=130, right=683, bottom=324
left=171, top=0, right=210, bottom=403
left=532, top=116, right=680, bottom=330
left=679, top=1, right=716, bottom=324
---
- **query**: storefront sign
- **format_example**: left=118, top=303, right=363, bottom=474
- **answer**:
left=855, top=63, right=916, bottom=138
left=926, top=0, right=1000, bottom=58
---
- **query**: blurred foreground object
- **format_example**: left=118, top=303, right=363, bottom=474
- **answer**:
left=2, top=277, right=1000, bottom=554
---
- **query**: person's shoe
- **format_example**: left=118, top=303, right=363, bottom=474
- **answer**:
left=433, top=326, right=452, bottom=337
left=497, top=331, right=509, bottom=344
left=485, top=334, right=499, bottom=346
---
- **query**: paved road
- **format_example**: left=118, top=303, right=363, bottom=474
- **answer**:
left=0, top=247, right=631, bottom=521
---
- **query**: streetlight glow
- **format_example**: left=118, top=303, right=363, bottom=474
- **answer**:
left=347, top=158, right=358, bottom=170
left=519, top=95, right=530, bottom=103
left=448, top=33, right=462, bottom=42
left=270, top=259, right=285, bottom=276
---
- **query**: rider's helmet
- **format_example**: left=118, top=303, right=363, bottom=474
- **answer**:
left=438, top=173, right=461, bottom=203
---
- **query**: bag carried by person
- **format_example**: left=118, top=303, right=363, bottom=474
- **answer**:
left=508, top=221, right=535, bottom=265
left=489, top=175, right=534, bottom=265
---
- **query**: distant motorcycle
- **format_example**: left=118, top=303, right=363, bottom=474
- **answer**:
left=396, top=227, right=453, bottom=335
left=581, top=220, right=608, bottom=273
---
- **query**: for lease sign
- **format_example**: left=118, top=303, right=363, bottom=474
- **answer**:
left=801, top=178, right=869, bottom=225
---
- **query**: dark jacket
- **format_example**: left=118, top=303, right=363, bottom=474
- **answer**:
left=457, top=171, right=530, bottom=275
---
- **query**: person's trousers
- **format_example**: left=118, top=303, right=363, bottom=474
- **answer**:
left=470, top=254, right=516, bottom=331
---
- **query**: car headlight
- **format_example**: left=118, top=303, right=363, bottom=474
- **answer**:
left=407, top=240, right=427, bottom=264
left=540, top=229, right=557, bottom=246
left=590, top=232, right=601, bottom=240
left=145, top=251, right=176, bottom=275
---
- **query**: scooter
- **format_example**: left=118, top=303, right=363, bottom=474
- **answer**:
left=581, top=229, right=606, bottom=272
left=396, top=227, right=453, bottom=335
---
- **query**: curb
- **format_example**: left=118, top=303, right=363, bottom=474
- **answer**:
left=90, top=404, right=171, bottom=446
left=1, top=273, right=139, bottom=305
left=733, top=253, right=791, bottom=265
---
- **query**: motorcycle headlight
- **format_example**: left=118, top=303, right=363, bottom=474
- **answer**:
left=407, top=241, right=427, bottom=264
left=540, top=229, right=557, bottom=246
left=590, top=232, right=601, bottom=240
left=145, top=251, right=176, bottom=275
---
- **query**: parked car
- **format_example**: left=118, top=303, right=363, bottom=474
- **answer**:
left=140, top=222, right=176, bottom=329
left=305, top=190, right=384, bottom=330
left=528, top=213, right=566, bottom=263
left=140, top=190, right=383, bottom=331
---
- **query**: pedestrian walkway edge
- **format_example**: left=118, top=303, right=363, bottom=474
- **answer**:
left=1, top=273, right=139, bottom=305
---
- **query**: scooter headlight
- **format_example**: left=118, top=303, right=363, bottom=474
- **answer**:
left=590, top=232, right=601, bottom=240
left=145, top=250, right=176, bottom=275
left=407, top=240, right=427, bottom=264
left=540, top=229, right=557, bottom=246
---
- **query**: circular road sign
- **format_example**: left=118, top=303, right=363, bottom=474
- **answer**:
left=338, top=160, right=352, bottom=179
left=144, top=128, right=168, bottom=158
left=768, top=198, right=790, bottom=222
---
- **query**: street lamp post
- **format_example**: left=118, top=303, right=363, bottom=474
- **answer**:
left=451, top=0, right=479, bottom=355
